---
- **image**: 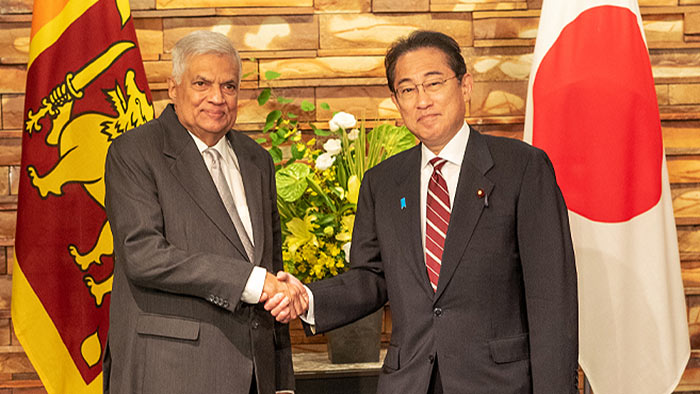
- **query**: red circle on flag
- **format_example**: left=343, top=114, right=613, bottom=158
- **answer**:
left=532, top=5, right=662, bottom=223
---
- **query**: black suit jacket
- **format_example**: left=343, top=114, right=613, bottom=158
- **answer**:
left=104, top=104, right=293, bottom=394
left=308, top=129, right=578, bottom=394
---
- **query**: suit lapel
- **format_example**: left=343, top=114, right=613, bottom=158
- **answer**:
left=390, top=146, right=436, bottom=298
left=434, top=129, right=494, bottom=302
left=160, top=105, right=249, bottom=259
left=229, top=132, right=265, bottom=267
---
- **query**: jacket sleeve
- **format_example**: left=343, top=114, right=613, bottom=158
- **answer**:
left=305, top=170, right=389, bottom=334
left=516, top=147, right=579, bottom=393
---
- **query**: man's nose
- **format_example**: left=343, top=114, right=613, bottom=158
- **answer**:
left=415, top=86, right=433, bottom=108
left=208, top=86, right=225, bottom=104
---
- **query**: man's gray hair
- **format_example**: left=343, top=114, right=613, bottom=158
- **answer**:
left=171, top=30, right=242, bottom=84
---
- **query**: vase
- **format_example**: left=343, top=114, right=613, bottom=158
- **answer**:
left=326, top=308, right=383, bottom=364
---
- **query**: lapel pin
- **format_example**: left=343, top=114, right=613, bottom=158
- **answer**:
left=477, top=188, right=489, bottom=207
left=400, top=197, right=406, bottom=210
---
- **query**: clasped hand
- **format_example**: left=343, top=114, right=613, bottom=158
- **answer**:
left=260, top=271, right=309, bottom=323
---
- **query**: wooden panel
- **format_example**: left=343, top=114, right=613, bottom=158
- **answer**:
left=133, top=18, right=163, bottom=62
left=472, top=15, right=538, bottom=40
left=651, top=50, right=700, bottom=83
left=260, top=56, right=384, bottom=81
left=430, top=0, right=527, bottom=12
left=679, top=227, right=700, bottom=261
left=163, top=15, right=318, bottom=53
left=372, top=0, right=429, bottom=12
left=668, top=157, right=700, bottom=184
left=0, top=168, right=8, bottom=197
left=315, top=0, right=370, bottom=12
left=470, top=80, right=527, bottom=117
left=670, top=84, right=700, bottom=105
left=0, top=139, right=19, bottom=166
left=131, top=0, right=156, bottom=11
left=658, top=84, right=670, bottom=105
left=682, top=0, right=700, bottom=5
left=1, top=95, right=22, bottom=130
left=686, top=12, right=700, bottom=35
left=640, top=0, right=680, bottom=5
left=643, top=14, right=684, bottom=44
left=0, top=23, right=29, bottom=64
left=157, top=0, right=313, bottom=9
left=0, top=66, right=25, bottom=94
left=468, top=51, right=532, bottom=81
left=316, top=86, right=398, bottom=121
left=0, top=212, right=14, bottom=246
left=664, top=121, right=700, bottom=154
left=0, top=0, right=32, bottom=14
left=673, top=187, right=700, bottom=225
left=319, top=13, right=472, bottom=50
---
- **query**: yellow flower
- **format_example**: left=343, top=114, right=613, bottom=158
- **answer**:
left=285, top=215, right=318, bottom=253
left=347, top=175, right=360, bottom=205
left=335, top=214, right=355, bottom=242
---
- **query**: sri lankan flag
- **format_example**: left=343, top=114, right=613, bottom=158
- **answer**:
left=11, top=0, right=153, bottom=392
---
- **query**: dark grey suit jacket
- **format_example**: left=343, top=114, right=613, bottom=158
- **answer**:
left=307, top=129, right=578, bottom=394
left=103, top=104, right=293, bottom=394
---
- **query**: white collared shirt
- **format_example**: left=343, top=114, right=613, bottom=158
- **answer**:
left=188, top=132, right=266, bottom=304
left=419, top=122, right=470, bottom=253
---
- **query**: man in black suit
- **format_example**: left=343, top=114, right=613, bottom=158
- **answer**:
left=104, top=30, right=304, bottom=394
left=270, top=30, right=578, bottom=394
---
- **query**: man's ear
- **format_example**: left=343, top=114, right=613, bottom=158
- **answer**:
left=167, top=77, right=178, bottom=101
left=390, top=93, right=400, bottom=112
left=460, top=73, right=474, bottom=102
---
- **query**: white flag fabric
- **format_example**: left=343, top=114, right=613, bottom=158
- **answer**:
left=524, top=1, right=690, bottom=393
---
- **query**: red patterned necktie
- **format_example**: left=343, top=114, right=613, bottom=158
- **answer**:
left=425, top=157, right=451, bottom=292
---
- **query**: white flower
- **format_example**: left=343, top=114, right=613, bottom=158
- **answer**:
left=323, top=138, right=342, bottom=155
left=348, top=128, right=359, bottom=141
left=342, top=242, right=351, bottom=263
left=315, top=152, right=336, bottom=170
left=329, top=111, right=357, bottom=131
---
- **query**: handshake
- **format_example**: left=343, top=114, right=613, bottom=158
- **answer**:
left=260, top=271, right=309, bottom=324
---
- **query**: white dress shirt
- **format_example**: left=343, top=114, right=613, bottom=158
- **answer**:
left=302, top=122, right=471, bottom=326
left=189, top=132, right=266, bottom=305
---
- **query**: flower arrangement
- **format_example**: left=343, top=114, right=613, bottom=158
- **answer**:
left=256, top=72, right=415, bottom=283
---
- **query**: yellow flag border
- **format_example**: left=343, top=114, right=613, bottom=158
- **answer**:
left=11, top=256, right=102, bottom=394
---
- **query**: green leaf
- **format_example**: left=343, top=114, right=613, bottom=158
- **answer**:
left=269, top=133, right=282, bottom=145
left=266, top=110, right=282, bottom=124
left=277, top=96, right=294, bottom=104
left=312, top=123, right=331, bottom=137
left=265, top=70, right=282, bottom=80
left=255, top=137, right=267, bottom=144
left=320, top=102, right=330, bottom=110
left=287, top=112, right=298, bottom=119
left=241, top=72, right=254, bottom=79
left=257, top=88, right=271, bottom=106
left=275, top=162, right=311, bottom=202
left=269, top=147, right=283, bottom=163
left=291, top=143, right=306, bottom=160
left=300, top=100, right=315, bottom=112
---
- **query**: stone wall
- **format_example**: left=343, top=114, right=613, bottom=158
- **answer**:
left=1, top=0, right=700, bottom=392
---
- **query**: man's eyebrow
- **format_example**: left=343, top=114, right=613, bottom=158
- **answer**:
left=396, top=71, right=445, bottom=86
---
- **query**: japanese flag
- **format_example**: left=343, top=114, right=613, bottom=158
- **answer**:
left=524, top=0, right=690, bottom=393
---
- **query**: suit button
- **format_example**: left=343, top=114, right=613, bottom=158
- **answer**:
left=428, top=355, right=435, bottom=363
left=433, top=308, right=442, bottom=317
left=252, top=320, right=260, bottom=329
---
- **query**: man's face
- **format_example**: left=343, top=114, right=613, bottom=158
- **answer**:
left=390, top=47, right=473, bottom=154
left=168, top=53, right=239, bottom=146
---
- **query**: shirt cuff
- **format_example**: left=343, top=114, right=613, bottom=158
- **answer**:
left=299, top=285, right=316, bottom=334
left=240, top=266, right=267, bottom=304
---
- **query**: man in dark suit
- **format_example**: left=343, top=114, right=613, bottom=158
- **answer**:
left=270, top=30, right=578, bottom=393
left=104, top=30, right=304, bottom=394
